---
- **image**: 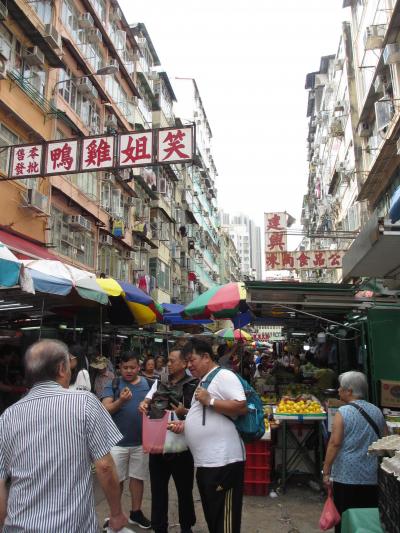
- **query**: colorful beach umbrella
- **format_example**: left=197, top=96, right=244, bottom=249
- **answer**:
left=183, top=282, right=248, bottom=320
left=215, top=328, right=253, bottom=342
left=0, top=241, right=22, bottom=287
left=23, top=259, right=108, bottom=304
left=161, top=303, right=213, bottom=327
left=96, top=278, right=162, bottom=325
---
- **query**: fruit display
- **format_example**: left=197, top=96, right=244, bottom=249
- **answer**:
left=261, top=393, right=277, bottom=404
left=276, top=395, right=325, bottom=415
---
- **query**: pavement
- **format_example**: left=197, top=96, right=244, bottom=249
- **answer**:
left=95, top=477, right=332, bottom=533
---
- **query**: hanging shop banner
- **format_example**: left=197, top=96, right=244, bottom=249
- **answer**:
left=156, top=126, right=194, bottom=164
left=10, top=143, right=43, bottom=178
left=81, top=135, right=115, bottom=172
left=45, top=139, right=79, bottom=175
left=118, top=131, right=154, bottom=167
left=6, top=126, right=195, bottom=180
left=264, top=212, right=288, bottom=253
left=265, top=250, right=344, bottom=271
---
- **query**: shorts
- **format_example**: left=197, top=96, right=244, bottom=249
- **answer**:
left=111, top=445, right=149, bottom=481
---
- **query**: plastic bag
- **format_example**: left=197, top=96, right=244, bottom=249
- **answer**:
left=163, top=413, right=187, bottom=453
left=319, top=486, right=341, bottom=531
left=142, top=411, right=169, bottom=453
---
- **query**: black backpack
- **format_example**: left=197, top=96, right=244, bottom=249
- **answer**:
left=149, top=376, right=197, bottom=419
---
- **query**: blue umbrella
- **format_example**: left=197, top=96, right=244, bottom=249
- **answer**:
left=161, top=303, right=213, bottom=326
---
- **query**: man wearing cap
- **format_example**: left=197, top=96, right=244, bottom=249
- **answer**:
left=90, top=356, right=115, bottom=399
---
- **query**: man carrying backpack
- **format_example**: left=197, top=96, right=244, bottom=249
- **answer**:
left=139, top=346, right=198, bottom=533
left=181, top=338, right=248, bottom=533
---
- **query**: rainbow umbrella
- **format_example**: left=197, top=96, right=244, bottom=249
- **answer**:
left=183, top=282, right=248, bottom=320
left=215, top=328, right=253, bottom=342
left=96, top=278, right=162, bottom=326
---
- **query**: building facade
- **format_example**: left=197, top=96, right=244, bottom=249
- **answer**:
left=0, top=2, right=237, bottom=307
left=302, top=0, right=400, bottom=285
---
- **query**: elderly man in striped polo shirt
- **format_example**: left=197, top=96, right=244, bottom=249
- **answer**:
left=0, top=339, right=127, bottom=533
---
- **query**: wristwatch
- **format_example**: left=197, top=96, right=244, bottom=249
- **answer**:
left=209, top=397, right=215, bottom=407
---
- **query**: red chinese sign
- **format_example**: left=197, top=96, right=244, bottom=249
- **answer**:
left=157, top=127, right=194, bottom=164
left=118, top=132, right=153, bottom=167
left=81, top=135, right=115, bottom=171
left=10, top=144, right=43, bottom=178
left=265, top=251, right=344, bottom=271
left=265, top=212, right=288, bottom=253
left=45, top=140, right=79, bottom=175
left=6, top=126, right=195, bottom=180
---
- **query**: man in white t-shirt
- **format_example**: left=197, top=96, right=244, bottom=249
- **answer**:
left=181, top=338, right=247, bottom=533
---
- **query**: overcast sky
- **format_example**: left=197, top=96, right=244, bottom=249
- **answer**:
left=120, top=0, right=348, bottom=266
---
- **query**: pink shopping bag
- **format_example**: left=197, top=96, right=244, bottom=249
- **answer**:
left=142, top=411, right=169, bottom=454
left=319, top=486, right=341, bottom=531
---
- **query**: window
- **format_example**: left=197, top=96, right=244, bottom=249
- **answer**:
left=58, top=68, right=100, bottom=128
left=0, top=123, right=20, bottom=174
left=91, top=0, right=106, bottom=24
left=66, top=171, right=98, bottom=200
left=99, top=246, right=128, bottom=280
left=31, top=0, right=52, bottom=25
left=149, top=258, right=170, bottom=292
left=50, top=206, right=95, bottom=267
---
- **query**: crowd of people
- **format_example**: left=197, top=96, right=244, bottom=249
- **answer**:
left=0, top=338, right=248, bottom=533
left=0, top=338, right=389, bottom=533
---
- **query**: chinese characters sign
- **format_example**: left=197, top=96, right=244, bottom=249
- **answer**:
left=265, top=212, right=288, bottom=253
left=157, top=127, right=193, bottom=164
left=265, top=251, right=344, bottom=270
left=10, top=144, right=43, bottom=178
left=7, top=126, right=195, bottom=180
left=45, top=140, right=79, bottom=175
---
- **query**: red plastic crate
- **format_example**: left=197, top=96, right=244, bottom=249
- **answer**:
left=244, top=466, right=272, bottom=483
left=244, top=481, right=270, bottom=496
left=245, top=441, right=271, bottom=454
left=246, top=450, right=272, bottom=467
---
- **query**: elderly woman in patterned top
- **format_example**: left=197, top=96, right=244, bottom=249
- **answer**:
left=323, top=371, right=388, bottom=532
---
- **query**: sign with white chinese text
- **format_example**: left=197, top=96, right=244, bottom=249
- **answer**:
left=156, top=127, right=194, bottom=164
left=265, top=250, right=344, bottom=271
left=118, top=132, right=153, bottom=167
left=81, top=135, right=115, bottom=171
left=45, top=139, right=79, bottom=175
left=10, top=143, right=43, bottom=179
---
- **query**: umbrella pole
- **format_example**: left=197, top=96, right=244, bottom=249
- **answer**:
left=72, top=315, right=77, bottom=342
left=38, top=298, right=44, bottom=341
left=99, top=306, right=103, bottom=357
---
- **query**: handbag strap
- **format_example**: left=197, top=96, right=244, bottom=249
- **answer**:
left=348, top=402, right=381, bottom=438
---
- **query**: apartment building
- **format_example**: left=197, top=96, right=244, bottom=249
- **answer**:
left=219, top=228, right=241, bottom=284
left=173, top=77, right=222, bottom=299
left=221, top=211, right=262, bottom=280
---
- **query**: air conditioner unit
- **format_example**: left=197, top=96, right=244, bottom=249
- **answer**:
left=334, top=58, right=344, bottom=71
left=334, top=100, right=345, bottom=112
left=27, top=189, right=49, bottom=214
left=364, top=24, right=386, bottom=50
left=0, top=56, right=7, bottom=79
left=105, top=114, right=118, bottom=128
left=101, top=234, right=113, bottom=246
left=314, top=73, right=328, bottom=87
left=126, top=196, right=137, bottom=206
left=79, top=12, right=94, bottom=29
left=383, top=43, right=400, bottom=65
left=68, top=215, right=91, bottom=231
left=357, top=122, right=371, bottom=137
left=87, top=28, right=103, bottom=46
left=320, top=135, right=328, bottom=144
left=374, top=75, right=385, bottom=96
left=147, top=70, right=158, bottom=81
left=329, top=117, right=344, bottom=137
left=108, top=58, right=119, bottom=70
left=44, top=24, right=62, bottom=51
left=109, top=7, right=123, bottom=22
left=77, top=78, right=97, bottom=98
left=136, top=37, right=147, bottom=48
left=22, top=46, right=45, bottom=67
left=375, top=98, right=394, bottom=130
left=0, top=2, right=7, bottom=21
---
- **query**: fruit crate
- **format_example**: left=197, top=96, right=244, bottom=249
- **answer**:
left=378, top=468, right=400, bottom=532
left=245, top=440, right=272, bottom=454
left=244, top=480, right=270, bottom=496
left=246, top=450, right=272, bottom=467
